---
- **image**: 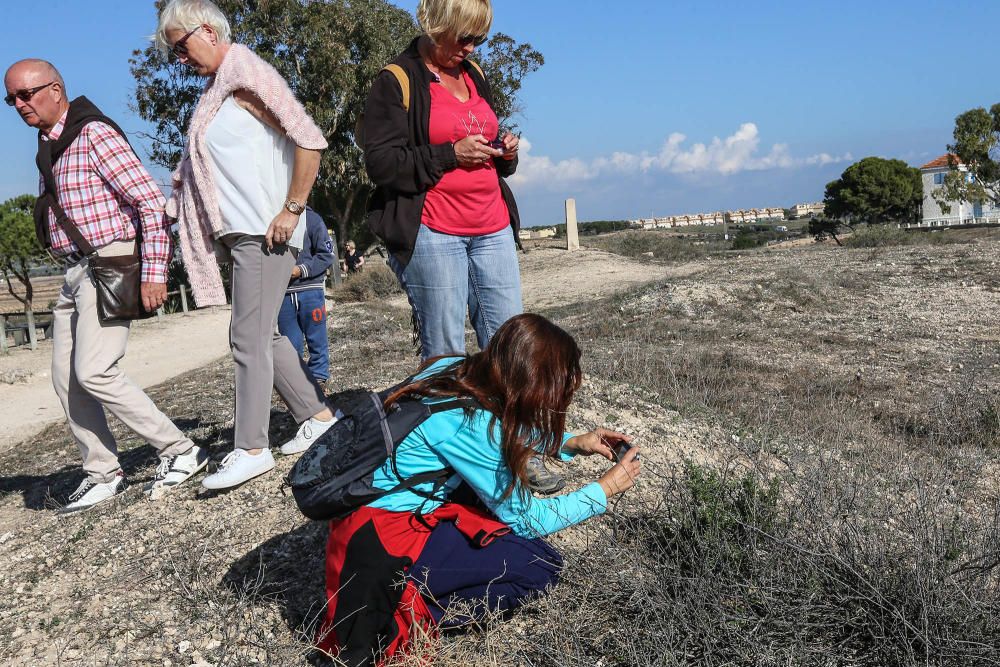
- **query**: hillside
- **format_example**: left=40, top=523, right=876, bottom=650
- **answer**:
left=0, top=234, right=998, bottom=666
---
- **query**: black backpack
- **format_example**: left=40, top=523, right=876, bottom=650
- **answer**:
left=284, top=387, right=476, bottom=521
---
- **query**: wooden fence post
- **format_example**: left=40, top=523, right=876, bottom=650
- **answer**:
left=180, top=284, right=190, bottom=315
left=0, top=315, right=7, bottom=354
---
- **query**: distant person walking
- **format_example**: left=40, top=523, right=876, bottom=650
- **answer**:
left=343, top=240, right=364, bottom=274
left=5, top=58, right=206, bottom=513
left=362, top=0, right=562, bottom=492
left=277, top=207, right=334, bottom=413
left=157, top=0, right=338, bottom=489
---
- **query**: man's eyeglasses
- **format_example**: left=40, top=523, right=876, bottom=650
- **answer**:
left=457, top=33, right=488, bottom=47
left=171, top=25, right=202, bottom=57
left=4, top=81, right=56, bottom=107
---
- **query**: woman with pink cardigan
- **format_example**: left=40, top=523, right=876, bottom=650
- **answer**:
left=157, top=0, right=338, bottom=490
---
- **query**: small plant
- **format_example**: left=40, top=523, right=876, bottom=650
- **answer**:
left=331, top=263, right=403, bottom=302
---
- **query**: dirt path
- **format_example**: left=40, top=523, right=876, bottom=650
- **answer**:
left=0, top=307, right=233, bottom=451
left=0, top=246, right=677, bottom=452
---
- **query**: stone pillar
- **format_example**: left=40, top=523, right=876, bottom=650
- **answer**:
left=565, top=198, right=579, bottom=251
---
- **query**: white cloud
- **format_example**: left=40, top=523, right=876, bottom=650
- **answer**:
left=508, top=123, right=851, bottom=189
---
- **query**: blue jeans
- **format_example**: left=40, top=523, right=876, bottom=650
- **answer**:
left=391, top=224, right=522, bottom=359
left=277, top=289, right=330, bottom=382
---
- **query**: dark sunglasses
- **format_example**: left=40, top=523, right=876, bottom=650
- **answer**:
left=171, top=25, right=202, bottom=57
left=4, top=81, right=56, bottom=107
left=457, top=33, right=488, bottom=47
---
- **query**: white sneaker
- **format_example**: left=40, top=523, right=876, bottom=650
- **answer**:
left=279, top=414, right=339, bottom=456
left=145, top=445, right=209, bottom=499
left=58, top=472, right=127, bottom=515
left=201, top=449, right=275, bottom=490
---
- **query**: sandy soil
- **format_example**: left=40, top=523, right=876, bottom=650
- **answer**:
left=1, top=237, right=998, bottom=665
left=0, top=247, right=667, bottom=453
left=0, top=307, right=234, bottom=451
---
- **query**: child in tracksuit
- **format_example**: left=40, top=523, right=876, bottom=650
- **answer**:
left=278, top=208, right=335, bottom=384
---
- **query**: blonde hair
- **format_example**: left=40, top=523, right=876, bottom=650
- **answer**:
left=416, top=0, right=493, bottom=43
left=154, top=0, right=232, bottom=56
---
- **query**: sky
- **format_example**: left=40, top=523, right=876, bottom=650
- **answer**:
left=0, top=0, right=994, bottom=227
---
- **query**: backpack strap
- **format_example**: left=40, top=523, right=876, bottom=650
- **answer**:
left=382, top=64, right=410, bottom=112
left=426, top=397, right=479, bottom=414
left=465, top=59, right=485, bottom=80
left=385, top=395, right=481, bottom=507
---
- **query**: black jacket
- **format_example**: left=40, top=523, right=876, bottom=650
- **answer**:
left=363, top=38, right=522, bottom=268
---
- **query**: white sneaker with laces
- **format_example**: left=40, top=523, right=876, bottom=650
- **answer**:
left=279, top=414, right=340, bottom=456
left=201, top=449, right=275, bottom=490
left=58, top=472, right=127, bottom=515
left=145, top=445, right=209, bottom=498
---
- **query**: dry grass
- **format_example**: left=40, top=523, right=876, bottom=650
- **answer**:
left=330, top=264, right=403, bottom=303
left=2, top=236, right=1000, bottom=666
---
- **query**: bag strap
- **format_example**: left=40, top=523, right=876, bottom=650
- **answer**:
left=383, top=64, right=410, bottom=112
left=35, top=119, right=142, bottom=258
left=465, top=59, right=485, bottom=80
left=36, top=137, right=97, bottom=256
left=386, top=395, right=480, bottom=505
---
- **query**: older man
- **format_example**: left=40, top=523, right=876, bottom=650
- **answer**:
left=5, top=59, right=207, bottom=513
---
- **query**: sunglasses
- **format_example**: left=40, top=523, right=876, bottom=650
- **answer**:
left=457, top=33, right=488, bottom=47
left=4, top=81, right=56, bottom=107
left=171, top=25, right=202, bottom=57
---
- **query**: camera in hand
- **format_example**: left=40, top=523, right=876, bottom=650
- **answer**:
left=611, top=438, right=639, bottom=462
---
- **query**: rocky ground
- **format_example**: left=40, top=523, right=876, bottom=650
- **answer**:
left=0, top=233, right=998, bottom=666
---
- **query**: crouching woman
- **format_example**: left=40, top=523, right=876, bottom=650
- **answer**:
left=317, top=313, right=641, bottom=666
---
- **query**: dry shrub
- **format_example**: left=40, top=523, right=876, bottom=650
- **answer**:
left=845, top=226, right=964, bottom=248
left=587, top=231, right=716, bottom=262
left=332, top=264, right=402, bottom=302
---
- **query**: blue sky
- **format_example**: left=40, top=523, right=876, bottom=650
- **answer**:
left=0, top=0, right=993, bottom=226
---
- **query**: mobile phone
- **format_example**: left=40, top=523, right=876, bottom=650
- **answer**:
left=608, top=437, right=639, bottom=462
left=488, top=138, right=506, bottom=150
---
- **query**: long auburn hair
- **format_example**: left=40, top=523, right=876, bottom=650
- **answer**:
left=385, top=313, right=583, bottom=498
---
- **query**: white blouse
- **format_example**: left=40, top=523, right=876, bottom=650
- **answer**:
left=205, top=95, right=306, bottom=248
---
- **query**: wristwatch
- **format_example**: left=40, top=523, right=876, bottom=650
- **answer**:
left=284, top=199, right=305, bottom=215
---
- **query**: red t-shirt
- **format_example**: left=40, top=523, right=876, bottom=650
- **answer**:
left=421, top=70, right=510, bottom=236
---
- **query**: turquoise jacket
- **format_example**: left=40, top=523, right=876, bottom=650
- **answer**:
left=369, top=358, right=608, bottom=537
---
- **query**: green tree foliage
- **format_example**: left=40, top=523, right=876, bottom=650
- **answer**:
left=0, top=195, right=45, bottom=312
left=130, top=0, right=543, bottom=247
left=552, top=220, right=630, bottom=237
left=807, top=216, right=846, bottom=246
left=479, top=33, right=543, bottom=131
left=823, top=157, right=921, bottom=226
left=936, top=104, right=1000, bottom=213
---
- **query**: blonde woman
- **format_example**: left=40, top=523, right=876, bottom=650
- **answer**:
left=363, top=0, right=563, bottom=493
left=156, top=0, right=338, bottom=489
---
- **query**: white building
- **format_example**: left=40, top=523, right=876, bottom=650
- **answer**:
left=791, top=202, right=824, bottom=218
left=917, top=154, right=1000, bottom=226
left=518, top=226, right=558, bottom=240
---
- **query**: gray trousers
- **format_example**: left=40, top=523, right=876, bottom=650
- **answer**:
left=52, top=242, right=194, bottom=484
left=221, top=234, right=327, bottom=451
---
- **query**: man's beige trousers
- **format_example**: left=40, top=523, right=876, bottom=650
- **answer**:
left=51, top=242, right=193, bottom=483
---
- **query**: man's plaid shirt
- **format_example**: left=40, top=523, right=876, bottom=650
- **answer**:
left=40, top=112, right=171, bottom=283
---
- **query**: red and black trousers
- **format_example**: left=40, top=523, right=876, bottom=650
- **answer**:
left=317, top=503, right=563, bottom=666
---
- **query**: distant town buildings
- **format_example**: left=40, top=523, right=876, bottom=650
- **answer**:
left=518, top=227, right=557, bottom=240
left=791, top=202, right=825, bottom=218
left=629, top=206, right=787, bottom=229
left=918, top=154, right=998, bottom=226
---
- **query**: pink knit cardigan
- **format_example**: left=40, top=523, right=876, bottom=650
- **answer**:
left=165, top=44, right=328, bottom=306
